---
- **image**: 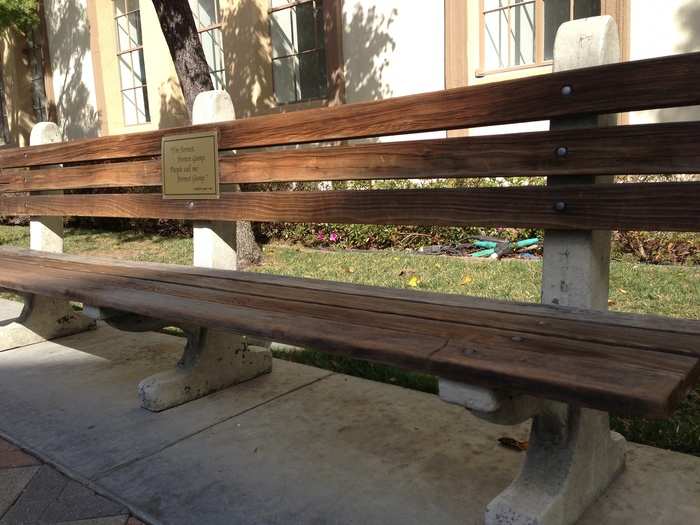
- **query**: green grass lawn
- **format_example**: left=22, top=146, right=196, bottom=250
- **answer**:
left=1, top=225, right=699, bottom=455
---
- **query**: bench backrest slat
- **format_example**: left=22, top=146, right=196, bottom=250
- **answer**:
left=1, top=121, right=700, bottom=193
left=1, top=52, right=700, bottom=169
left=1, top=182, right=697, bottom=232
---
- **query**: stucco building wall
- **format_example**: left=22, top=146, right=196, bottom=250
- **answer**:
left=628, top=0, right=700, bottom=124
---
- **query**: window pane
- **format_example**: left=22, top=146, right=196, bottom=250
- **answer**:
left=511, top=2, right=535, bottom=66
left=118, top=53, right=134, bottom=89
left=296, top=2, right=316, bottom=52
left=140, top=86, right=151, bottom=123
left=213, top=29, right=224, bottom=71
left=198, top=0, right=218, bottom=27
left=271, top=9, right=295, bottom=58
left=127, top=0, right=139, bottom=13
left=484, top=9, right=509, bottom=69
left=212, top=70, right=225, bottom=90
left=135, top=86, right=149, bottom=123
left=128, top=12, right=142, bottom=47
left=115, top=0, right=127, bottom=17
left=123, top=89, right=138, bottom=126
left=202, top=30, right=216, bottom=66
left=117, top=16, right=130, bottom=52
left=299, top=50, right=326, bottom=100
left=273, top=56, right=299, bottom=103
left=132, top=50, right=146, bottom=86
left=544, top=0, right=570, bottom=60
left=574, top=0, right=600, bottom=19
left=483, top=0, right=507, bottom=10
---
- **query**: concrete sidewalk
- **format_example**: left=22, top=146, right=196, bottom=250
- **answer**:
left=0, top=298, right=698, bottom=524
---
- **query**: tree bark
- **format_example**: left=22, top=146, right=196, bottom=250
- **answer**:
left=151, top=0, right=213, bottom=114
left=151, top=0, right=262, bottom=266
left=0, top=61, right=10, bottom=145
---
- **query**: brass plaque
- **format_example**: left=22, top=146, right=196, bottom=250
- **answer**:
left=161, top=131, right=219, bottom=200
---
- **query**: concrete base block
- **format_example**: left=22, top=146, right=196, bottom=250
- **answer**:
left=485, top=404, right=625, bottom=525
left=439, top=379, right=545, bottom=425
left=0, top=295, right=94, bottom=352
left=138, top=328, right=272, bottom=412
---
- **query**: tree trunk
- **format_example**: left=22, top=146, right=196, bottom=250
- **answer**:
left=151, top=0, right=214, bottom=113
left=151, top=0, right=262, bottom=266
left=0, top=69, right=10, bottom=145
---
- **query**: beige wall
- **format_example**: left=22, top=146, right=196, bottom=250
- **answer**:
left=44, top=0, right=101, bottom=139
left=343, top=1, right=446, bottom=142
left=628, top=0, right=700, bottom=124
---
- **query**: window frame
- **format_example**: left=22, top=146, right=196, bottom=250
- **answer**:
left=114, top=0, right=151, bottom=126
left=268, top=0, right=344, bottom=107
left=477, top=0, right=599, bottom=77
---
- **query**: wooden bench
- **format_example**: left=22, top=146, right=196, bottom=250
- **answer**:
left=0, top=17, right=698, bottom=525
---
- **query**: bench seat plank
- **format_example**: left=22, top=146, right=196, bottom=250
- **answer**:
left=0, top=247, right=697, bottom=418
left=2, top=248, right=698, bottom=358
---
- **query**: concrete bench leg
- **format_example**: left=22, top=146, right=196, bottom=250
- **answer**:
left=440, top=16, right=626, bottom=525
left=439, top=381, right=625, bottom=525
left=0, top=294, right=94, bottom=352
left=88, top=308, right=272, bottom=411
left=0, top=122, right=95, bottom=352
left=138, top=327, right=272, bottom=412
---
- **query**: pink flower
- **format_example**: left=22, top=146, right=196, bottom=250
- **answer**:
left=329, top=232, right=339, bottom=242
left=316, top=232, right=325, bottom=241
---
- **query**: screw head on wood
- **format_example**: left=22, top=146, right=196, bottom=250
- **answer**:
left=556, top=146, right=569, bottom=158
left=187, top=201, right=195, bottom=209
left=554, top=201, right=567, bottom=212
left=561, top=85, right=573, bottom=96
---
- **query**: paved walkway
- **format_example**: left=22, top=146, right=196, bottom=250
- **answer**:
left=0, top=298, right=698, bottom=524
left=0, top=437, right=145, bottom=524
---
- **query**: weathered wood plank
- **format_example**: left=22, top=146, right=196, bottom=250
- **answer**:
left=2, top=122, right=700, bottom=192
left=1, top=52, right=700, bottom=168
left=0, top=251, right=697, bottom=417
left=2, top=246, right=697, bottom=358
left=0, top=183, right=698, bottom=231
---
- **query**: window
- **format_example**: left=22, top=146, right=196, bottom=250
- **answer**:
left=189, top=0, right=226, bottom=90
left=480, top=0, right=600, bottom=74
left=27, top=28, right=50, bottom=123
left=269, top=0, right=328, bottom=104
left=115, top=0, right=150, bottom=125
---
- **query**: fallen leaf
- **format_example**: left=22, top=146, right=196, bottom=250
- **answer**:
left=408, top=275, right=421, bottom=287
left=618, top=288, right=628, bottom=294
left=608, top=299, right=617, bottom=306
left=498, top=437, right=529, bottom=451
left=460, top=275, right=473, bottom=286
left=344, top=266, right=355, bottom=274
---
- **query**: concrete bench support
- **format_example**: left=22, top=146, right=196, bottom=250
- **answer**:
left=438, top=16, right=625, bottom=525
left=133, top=91, right=272, bottom=411
left=0, top=122, right=93, bottom=352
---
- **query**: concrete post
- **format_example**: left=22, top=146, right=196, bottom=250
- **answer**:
left=135, top=91, right=272, bottom=412
left=484, top=17, right=626, bottom=525
left=29, top=122, right=63, bottom=253
left=191, top=90, right=237, bottom=270
left=0, top=122, right=94, bottom=352
left=438, top=16, right=626, bottom=525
